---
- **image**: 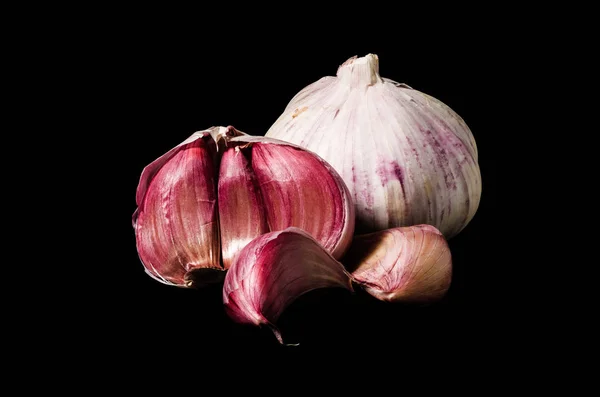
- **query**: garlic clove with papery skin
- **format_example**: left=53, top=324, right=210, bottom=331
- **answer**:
left=265, top=53, right=482, bottom=238
left=133, top=129, right=224, bottom=287
left=133, top=126, right=355, bottom=287
left=218, top=135, right=355, bottom=269
left=223, top=227, right=353, bottom=344
left=343, top=224, right=452, bottom=303
left=232, top=135, right=355, bottom=260
left=218, top=145, right=269, bottom=270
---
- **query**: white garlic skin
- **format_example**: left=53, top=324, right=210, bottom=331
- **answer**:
left=266, top=54, right=481, bottom=238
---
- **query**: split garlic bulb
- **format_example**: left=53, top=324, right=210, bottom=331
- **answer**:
left=266, top=54, right=482, bottom=238
left=133, top=126, right=354, bottom=287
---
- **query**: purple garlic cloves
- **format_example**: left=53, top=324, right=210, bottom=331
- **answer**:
left=133, top=126, right=355, bottom=288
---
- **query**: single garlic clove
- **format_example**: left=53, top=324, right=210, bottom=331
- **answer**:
left=223, top=227, right=353, bottom=344
left=228, top=135, right=355, bottom=260
left=218, top=145, right=269, bottom=270
left=133, top=129, right=223, bottom=287
left=344, top=224, right=452, bottom=303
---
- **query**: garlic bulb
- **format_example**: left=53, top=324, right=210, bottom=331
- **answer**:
left=343, top=224, right=452, bottom=303
left=223, top=227, right=353, bottom=344
left=133, top=126, right=354, bottom=287
left=266, top=54, right=482, bottom=238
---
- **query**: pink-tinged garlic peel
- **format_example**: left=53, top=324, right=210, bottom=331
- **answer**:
left=223, top=227, right=353, bottom=344
left=345, top=224, right=452, bottom=303
left=134, top=133, right=222, bottom=286
left=218, top=146, right=269, bottom=270
left=133, top=127, right=355, bottom=288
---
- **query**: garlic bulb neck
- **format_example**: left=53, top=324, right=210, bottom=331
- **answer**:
left=337, top=53, right=383, bottom=87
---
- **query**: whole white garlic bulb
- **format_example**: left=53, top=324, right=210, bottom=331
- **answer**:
left=266, top=54, right=481, bottom=238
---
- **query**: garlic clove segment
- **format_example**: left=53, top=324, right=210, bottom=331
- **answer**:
left=223, top=227, right=353, bottom=344
left=344, top=224, right=452, bottom=303
left=133, top=128, right=224, bottom=287
left=218, top=145, right=269, bottom=270
left=265, top=53, right=481, bottom=238
left=227, top=135, right=355, bottom=260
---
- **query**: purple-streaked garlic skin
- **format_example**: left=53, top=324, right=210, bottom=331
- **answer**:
left=218, top=136, right=355, bottom=268
left=133, top=126, right=355, bottom=287
left=344, top=224, right=452, bottom=303
left=133, top=130, right=222, bottom=287
left=225, top=135, right=355, bottom=260
left=265, top=53, right=481, bottom=238
left=223, top=227, right=353, bottom=344
left=218, top=146, right=269, bottom=270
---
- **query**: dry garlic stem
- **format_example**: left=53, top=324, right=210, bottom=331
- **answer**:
left=344, top=224, right=452, bottom=303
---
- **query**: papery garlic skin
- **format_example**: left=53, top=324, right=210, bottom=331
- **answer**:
left=344, top=224, right=452, bottom=303
left=133, top=126, right=355, bottom=287
left=228, top=135, right=355, bottom=261
left=133, top=129, right=224, bottom=287
left=266, top=54, right=481, bottom=238
left=223, top=227, right=353, bottom=344
left=218, top=146, right=269, bottom=270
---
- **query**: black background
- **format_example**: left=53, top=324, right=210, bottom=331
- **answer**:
left=84, top=13, right=512, bottom=365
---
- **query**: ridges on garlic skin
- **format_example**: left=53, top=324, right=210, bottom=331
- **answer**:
left=217, top=145, right=269, bottom=270
left=133, top=130, right=223, bottom=287
left=133, top=126, right=355, bottom=287
left=223, top=227, right=353, bottom=344
left=265, top=53, right=482, bottom=238
left=222, top=135, right=355, bottom=262
left=343, top=224, right=452, bottom=303
left=223, top=224, right=452, bottom=343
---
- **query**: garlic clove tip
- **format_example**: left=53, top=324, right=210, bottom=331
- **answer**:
left=183, top=268, right=227, bottom=289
